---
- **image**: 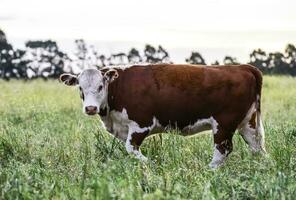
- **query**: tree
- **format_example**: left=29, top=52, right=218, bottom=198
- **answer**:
left=144, top=44, right=159, bottom=63
left=12, top=49, right=30, bottom=79
left=285, top=44, right=296, bottom=58
left=223, top=56, right=240, bottom=65
left=73, top=40, right=102, bottom=70
left=74, top=39, right=88, bottom=70
left=268, top=52, right=290, bottom=75
left=24, top=40, right=66, bottom=79
left=98, top=54, right=107, bottom=67
left=284, top=44, right=296, bottom=76
left=143, top=44, right=171, bottom=63
left=0, top=29, right=17, bottom=80
left=107, top=53, right=128, bottom=65
left=128, top=48, right=142, bottom=63
left=0, top=29, right=7, bottom=43
left=185, top=52, right=206, bottom=65
left=157, top=45, right=170, bottom=63
left=248, top=49, right=270, bottom=73
left=212, top=60, right=220, bottom=65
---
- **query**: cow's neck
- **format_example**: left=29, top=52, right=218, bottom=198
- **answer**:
left=98, top=80, right=120, bottom=134
left=99, top=107, right=108, bottom=117
left=98, top=103, right=113, bottom=133
left=99, top=82, right=112, bottom=117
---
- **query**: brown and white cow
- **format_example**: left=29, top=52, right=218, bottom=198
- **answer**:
left=60, top=64, right=266, bottom=168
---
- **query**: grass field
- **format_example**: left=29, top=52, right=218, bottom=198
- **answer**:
left=0, top=76, right=296, bottom=199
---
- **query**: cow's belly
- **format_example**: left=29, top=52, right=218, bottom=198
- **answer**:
left=181, top=127, right=212, bottom=136
left=181, top=118, right=215, bottom=136
left=101, top=109, right=217, bottom=141
left=161, top=116, right=217, bottom=136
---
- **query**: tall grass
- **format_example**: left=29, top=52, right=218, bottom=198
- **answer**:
left=0, top=76, right=296, bottom=199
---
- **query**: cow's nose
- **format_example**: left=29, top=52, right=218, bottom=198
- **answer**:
left=85, top=106, right=98, bottom=115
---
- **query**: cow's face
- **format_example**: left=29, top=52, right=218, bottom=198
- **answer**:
left=60, top=68, right=119, bottom=115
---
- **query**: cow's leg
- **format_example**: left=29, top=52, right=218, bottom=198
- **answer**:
left=239, top=112, right=266, bottom=153
left=125, top=130, right=149, bottom=162
left=209, top=129, right=234, bottom=169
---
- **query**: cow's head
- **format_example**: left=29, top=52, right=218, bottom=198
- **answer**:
left=60, top=68, right=119, bottom=115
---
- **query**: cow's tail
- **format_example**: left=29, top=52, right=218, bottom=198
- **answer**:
left=256, top=94, right=266, bottom=152
left=248, top=65, right=266, bottom=152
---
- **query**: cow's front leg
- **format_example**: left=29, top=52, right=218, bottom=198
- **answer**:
left=209, top=129, right=234, bottom=169
left=125, top=130, right=149, bottom=162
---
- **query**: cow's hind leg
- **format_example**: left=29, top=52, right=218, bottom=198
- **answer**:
left=209, top=129, right=234, bottom=169
left=239, top=112, right=266, bottom=153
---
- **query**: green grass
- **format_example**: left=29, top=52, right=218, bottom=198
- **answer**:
left=0, top=76, right=296, bottom=199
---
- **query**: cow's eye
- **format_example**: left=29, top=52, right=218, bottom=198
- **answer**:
left=98, top=85, right=103, bottom=92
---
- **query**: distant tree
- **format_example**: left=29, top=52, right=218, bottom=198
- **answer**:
left=143, top=44, right=171, bottom=63
left=128, top=48, right=142, bottom=63
left=223, top=56, right=240, bottom=65
left=0, top=29, right=17, bottom=80
left=107, top=53, right=128, bottom=65
left=185, top=52, right=206, bottom=65
left=72, top=39, right=102, bottom=71
left=248, top=49, right=270, bottom=73
left=157, top=45, right=170, bottom=63
left=144, top=44, right=159, bottom=63
left=268, top=52, right=291, bottom=75
left=88, top=45, right=99, bottom=66
left=0, top=29, right=7, bottom=43
left=74, top=39, right=88, bottom=70
left=0, top=42, right=15, bottom=80
left=98, top=54, right=107, bottom=67
left=285, top=44, right=296, bottom=59
left=284, top=44, right=296, bottom=76
left=12, top=49, right=30, bottom=79
left=24, top=40, right=66, bottom=79
left=212, top=60, right=220, bottom=65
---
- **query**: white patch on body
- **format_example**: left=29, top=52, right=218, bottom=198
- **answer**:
left=182, top=116, right=218, bottom=135
left=209, top=143, right=227, bottom=169
left=101, top=108, right=163, bottom=161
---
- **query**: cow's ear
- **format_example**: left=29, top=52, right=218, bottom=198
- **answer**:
left=59, top=73, right=78, bottom=86
left=103, top=69, right=119, bottom=83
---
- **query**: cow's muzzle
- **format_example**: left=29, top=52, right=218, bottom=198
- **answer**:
left=85, top=106, right=98, bottom=115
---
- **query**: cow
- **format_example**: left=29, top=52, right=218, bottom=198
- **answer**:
left=59, top=64, right=266, bottom=168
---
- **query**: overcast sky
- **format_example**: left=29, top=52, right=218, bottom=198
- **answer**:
left=1, top=0, right=296, bottom=62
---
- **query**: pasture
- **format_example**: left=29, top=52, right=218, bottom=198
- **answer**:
left=0, top=76, right=296, bottom=199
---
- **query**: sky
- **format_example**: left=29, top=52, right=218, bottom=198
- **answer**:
left=1, top=0, right=296, bottom=63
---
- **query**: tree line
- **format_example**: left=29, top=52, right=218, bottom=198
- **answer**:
left=1, top=28, right=296, bottom=80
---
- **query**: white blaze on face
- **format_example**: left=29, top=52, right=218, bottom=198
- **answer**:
left=78, top=69, right=106, bottom=114
left=59, top=68, right=119, bottom=115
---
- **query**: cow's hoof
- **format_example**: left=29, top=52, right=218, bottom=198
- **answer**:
left=140, top=156, right=148, bottom=162
left=135, top=154, right=148, bottom=162
left=250, top=147, right=266, bottom=155
left=209, top=161, right=224, bottom=169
